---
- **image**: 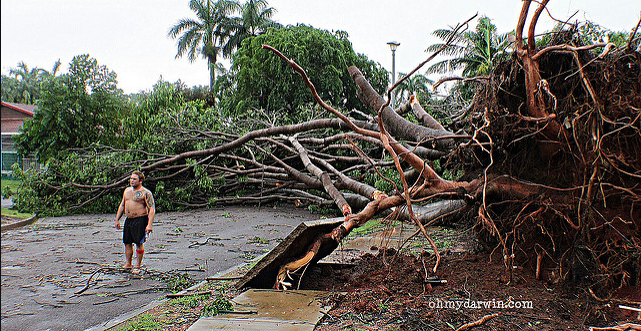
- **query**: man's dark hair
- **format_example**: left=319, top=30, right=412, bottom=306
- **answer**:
left=132, top=170, right=145, bottom=182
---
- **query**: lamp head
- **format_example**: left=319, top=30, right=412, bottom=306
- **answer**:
left=387, top=41, right=400, bottom=51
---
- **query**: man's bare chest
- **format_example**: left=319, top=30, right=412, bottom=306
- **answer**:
left=133, top=190, right=146, bottom=202
left=126, top=189, right=147, bottom=205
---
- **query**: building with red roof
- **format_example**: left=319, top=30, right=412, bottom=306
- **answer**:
left=1, top=101, right=36, bottom=174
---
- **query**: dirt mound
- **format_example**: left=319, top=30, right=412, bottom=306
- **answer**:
left=306, top=250, right=639, bottom=330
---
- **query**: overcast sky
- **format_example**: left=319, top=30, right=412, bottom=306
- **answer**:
left=1, top=0, right=639, bottom=94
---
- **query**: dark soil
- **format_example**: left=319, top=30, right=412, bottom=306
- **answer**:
left=302, top=250, right=640, bottom=330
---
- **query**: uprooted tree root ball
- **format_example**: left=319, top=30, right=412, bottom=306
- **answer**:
left=454, top=43, right=641, bottom=295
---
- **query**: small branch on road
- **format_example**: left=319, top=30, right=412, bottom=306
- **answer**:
left=166, top=289, right=218, bottom=298
left=32, top=298, right=64, bottom=308
left=75, top=268, right=107, bottom=295
left=93, top=298, right=119, bottom=305
left=205, top=276, right=243, bottom=281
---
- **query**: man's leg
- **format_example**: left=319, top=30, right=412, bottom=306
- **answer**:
left=133, top=243, right=144, bottom=274
left=124, top=244, right=133, bottom=268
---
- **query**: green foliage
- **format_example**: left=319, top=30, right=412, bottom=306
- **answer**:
left=169, top=294, right=211, bottom=308
left=168, top=0, right=241, bottom=90
left=250, top=236, right=269, bottom=244
left=222, top=0, right=282, bottom=57
left=11, top=153, right=123, bottom=215
left=367, top=167, right=400, bottom=194
left=432, top=159, right=463, bottom=181
left=307, top=204, right=339, bottom=215
left=346, top=166, right=401, bottom=197
left=394, top=72, right=433, bottom=105
left=230, top=24, right=388, bottom=121
left=0, top=207, right=33, bottom=219
left=201, top=296, right=233, bottom=316
left=123, top=79, right=187, bottom=147
left=576, top=21, right=613, bottom=45
left=351, top=218, right=400, bottom=236
left=573, top=21, right=638, bottom=51
left=1, top=75, right=24, bottom=103
left=1, top=178, right=20, bottom=199
left=114, top=314, right=163, bottom=331
left=178, top=83, right=213, bottom=103
left=14, top=55, right=127, bottom=162
left=166, top=273, right=196, bottom=293
left=427, top=16, right=510, bottom=77
left=12, top=78, right=234, bottom=215
left=1, top=60, right=60, bottom=104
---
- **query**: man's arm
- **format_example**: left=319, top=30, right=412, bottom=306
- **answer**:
left=145, top=189, right=155, bottom=233
left=115, top=191, right=126, bottom=229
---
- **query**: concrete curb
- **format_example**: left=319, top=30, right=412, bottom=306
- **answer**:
left=0, top=214, right=39, bottom=232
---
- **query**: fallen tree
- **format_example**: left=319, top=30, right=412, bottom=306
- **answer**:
left=267, top=1, right=640, bottom=292
left=16, top=1, right=640, bottom=294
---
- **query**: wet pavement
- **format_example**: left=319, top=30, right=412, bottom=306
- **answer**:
left=188, top=289, right=334, bottom=331
left=0, top=206, right=316, bottom=331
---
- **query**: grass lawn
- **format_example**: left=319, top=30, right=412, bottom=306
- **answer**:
left=2, top=178, right=21, bottom=197
left=1, top=178, right=32, bottom=219
left=1, top=207, right=32, bottom=219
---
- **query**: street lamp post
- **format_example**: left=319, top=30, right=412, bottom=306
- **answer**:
left=387, top=41, right=400, bottom=108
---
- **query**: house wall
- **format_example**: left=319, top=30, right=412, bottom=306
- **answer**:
left=1, top=104, right=34, bottom=174
left=1, top=106, right=32, bottom=120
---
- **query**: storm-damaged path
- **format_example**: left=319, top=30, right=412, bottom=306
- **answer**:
left=1, top=206, right=316, bottom=331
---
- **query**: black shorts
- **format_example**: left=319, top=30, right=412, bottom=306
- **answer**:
left=123, top=215, right=148, bottom=245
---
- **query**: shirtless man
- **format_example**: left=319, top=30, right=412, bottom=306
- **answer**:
left=115, top=171, right=155, bottom=274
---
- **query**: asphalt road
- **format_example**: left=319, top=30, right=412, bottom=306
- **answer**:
left=1, top=206, right=317, bottom=331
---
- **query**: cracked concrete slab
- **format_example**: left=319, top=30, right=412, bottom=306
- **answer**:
left=187, top=289, right=335, bottom=331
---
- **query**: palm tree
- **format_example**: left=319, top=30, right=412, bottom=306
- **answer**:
left=395, top=72, right=433, bottom=104
left=426, top=16, right=510, bottom=77
left=168, top=0, right=240, bottom=91
left=49, top=59, right=62, bottom=77
left=4, top=60, right=61, bottom=104
left=10, top=62, right=46, bottom=81
left=222, top=0, right=281, bottom=58
left=9, top=62, right=47, bottom=104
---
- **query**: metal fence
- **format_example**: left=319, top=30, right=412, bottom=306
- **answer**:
left=1, top=151, right=19, bottom=175
left=1, top=152, right=42, bottom=176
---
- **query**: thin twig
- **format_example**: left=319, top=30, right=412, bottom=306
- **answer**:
left=205, top=276, right=243, bottom=281
left=166, top=289, right=218, bottom=298
left=456, top=313, right=500, bottom=331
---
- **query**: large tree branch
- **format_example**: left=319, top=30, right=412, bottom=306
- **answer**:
left=140, top=117, right=375, bottom=172
left=349, top=66, right=459, bottom=151
left=289, top=136, right=352, bottom=216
